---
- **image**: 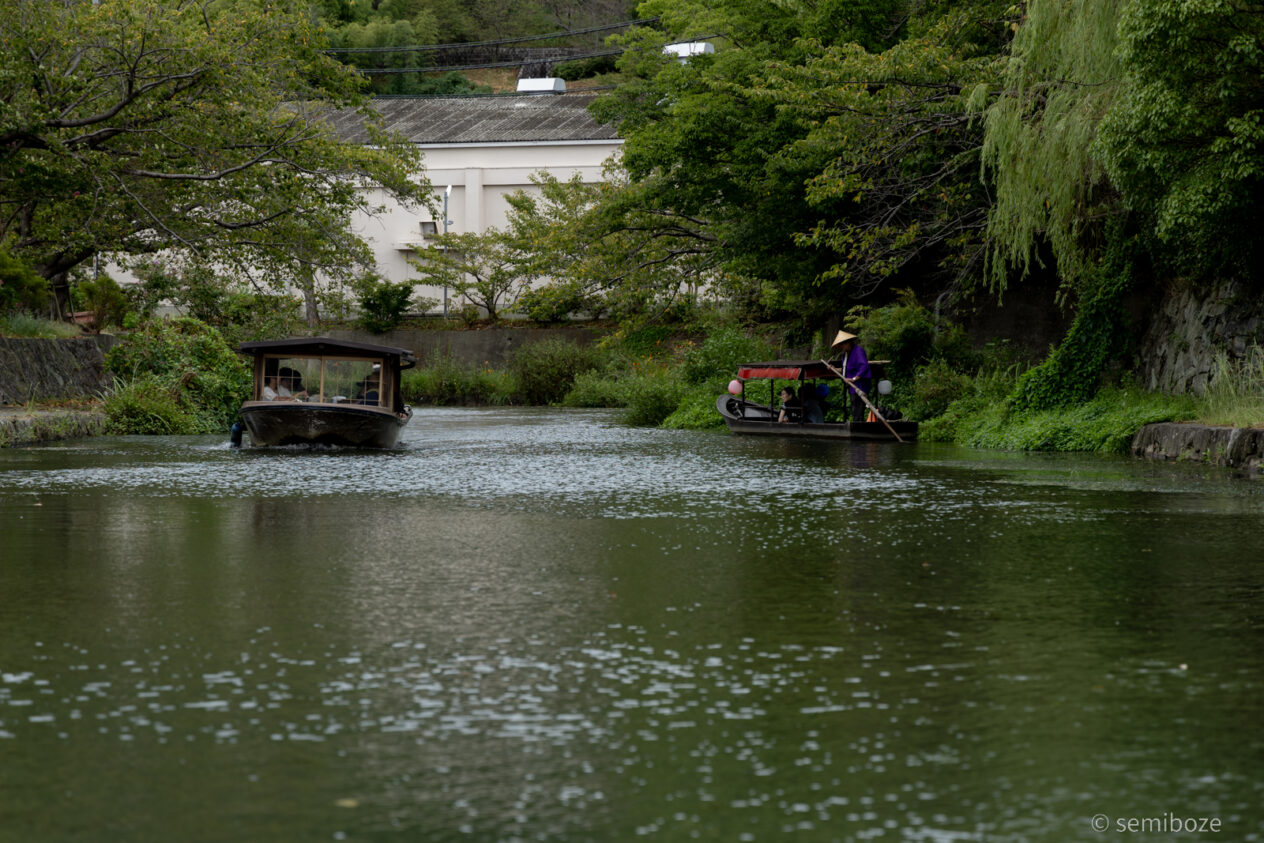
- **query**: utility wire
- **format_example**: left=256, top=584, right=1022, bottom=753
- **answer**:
left=354, top=48, right=624, bottom=75
left=325, top=16, right=659, bottom=54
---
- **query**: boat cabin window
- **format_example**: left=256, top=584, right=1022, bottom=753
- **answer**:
left=260, top=356, right=387, bottom=407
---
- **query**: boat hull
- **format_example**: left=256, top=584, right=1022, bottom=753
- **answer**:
left=240, top=402, right=410, bottom=448
left=716, top=395, right=918, bottom=442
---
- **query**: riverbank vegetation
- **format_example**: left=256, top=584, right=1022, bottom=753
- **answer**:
left=2, top=0, right=1261, bottom=446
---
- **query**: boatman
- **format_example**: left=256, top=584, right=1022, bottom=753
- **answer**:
left=832, top=330, right=871, bottom=422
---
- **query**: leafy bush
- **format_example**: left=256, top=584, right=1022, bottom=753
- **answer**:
left=906, top=357, right=974, bottom=421
left=104, top=375, right=198, bottom=435
left=621, top=373, right=687, bottom=427
left=563, top=369, right=631, bottom=408
left=357, top=277, right=415, bottom=334
left=661, top=384, right=728, bottom=431
left=401, top=356, right=516, bottom=405
left=105, top=318, right=250, bottom=433
left=75, top=274, right=129, bottom=331
left=508, top=338, right=600, bottom=405
left=679, top=326, right=776, bottom=385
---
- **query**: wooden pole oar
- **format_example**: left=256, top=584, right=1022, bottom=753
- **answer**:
left=819, top=359, right=906, bottom=444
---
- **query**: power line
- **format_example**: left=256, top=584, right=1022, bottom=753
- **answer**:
left=324, top=17, right=659, bottom=55
left=353, top=48, right=623, bottom=75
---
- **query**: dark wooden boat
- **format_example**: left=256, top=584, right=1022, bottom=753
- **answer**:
left=717, top=360, right=918, bottom=442
left=236, top=337, right=416, bottom=448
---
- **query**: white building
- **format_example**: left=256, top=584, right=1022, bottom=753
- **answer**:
left=325, top=91, right=623, bottom=313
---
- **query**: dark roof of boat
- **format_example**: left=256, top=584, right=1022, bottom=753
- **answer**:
left=238, top=337, right=416, bottom=360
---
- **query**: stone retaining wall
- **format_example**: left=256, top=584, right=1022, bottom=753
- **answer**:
left=1131, top=422, right=1264, bottom=472
left=1137, top=279, right=1264, bottom=394
left=0, top=336, right=116, bottom=405
left=324, top=325, right=598, bottom=368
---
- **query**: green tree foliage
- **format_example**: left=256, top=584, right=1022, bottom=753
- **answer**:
left=128, top=259, right=304, bottom=344
left=504, top=170, right=707, bottom=323
left=411, top=230, right=532, bottom=321
left=581, top=1, right=1014, bottom=324
left=0, top=0, right=426, bottom=303
left=1094, top=0, right=1264, bottom=277
left=762, top=9, right=1008, bottom=309
left=0, top=243, right=48, bottom=313
left=980, top=0, right=1125, bottom=291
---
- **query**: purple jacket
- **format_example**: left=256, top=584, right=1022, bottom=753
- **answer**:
left=838, top=345, right=871, bottom=395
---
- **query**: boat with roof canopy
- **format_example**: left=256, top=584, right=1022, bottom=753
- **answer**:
left=234, top=337, right=415, bottom=447
left=716, top=359, right=918, bottom=442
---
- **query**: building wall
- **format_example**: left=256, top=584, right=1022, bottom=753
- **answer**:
left=355, top=139, right=622, bottom=314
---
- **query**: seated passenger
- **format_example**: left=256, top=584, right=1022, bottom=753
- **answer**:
left=799, top=384, right=824, bottom=424
left=777, top=387, right=801, bottom=423
left=352, top=366, right=381, bottom=405
left=278, top=367, right=308, bottom=401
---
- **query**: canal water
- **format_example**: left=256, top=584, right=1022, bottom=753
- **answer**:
left=1, top=408, right=1261, bottom=842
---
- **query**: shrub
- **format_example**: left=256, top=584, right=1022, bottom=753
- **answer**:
left=357, top=278, right=415, bottom=334
left=105, top=318, right=250, bottom=433
left=661, top=384, right=728, bottom=431
left=76, top=274, right=129, bottom=331
left=906, top=357, right=974, bottom=421
left=621, top=373, right=687, bottom=427
left=679, top=326, right=776, bottom=385
left=563, top=369, right=631, bottom=408
left=508, top=338, right=600, bottom=405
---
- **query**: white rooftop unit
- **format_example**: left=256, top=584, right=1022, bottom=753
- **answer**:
left=663, top=41, right=715, bottom=63
left=516, top=77, right=567, bottom=94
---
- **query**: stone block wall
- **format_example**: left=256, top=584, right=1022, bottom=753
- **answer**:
left=1137, top=279, right=1264, bottom=394
left=325, top=325, right=598, bottom=369
left=0, top=336, right=116, bottom=405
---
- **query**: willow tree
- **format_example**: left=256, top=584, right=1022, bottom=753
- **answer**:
left=979, top=0, right=1126, bottom=291
left=0, top=0, right=427, bottom=313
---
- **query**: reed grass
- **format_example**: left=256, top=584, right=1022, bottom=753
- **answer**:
left=1198, top=347, right=1264, bottom=428
left=0, top=312, right=81, bottom=338
left=401, top=355, right=517, bottom=406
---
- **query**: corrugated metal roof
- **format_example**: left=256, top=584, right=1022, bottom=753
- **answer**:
left=323, top=93, right=621, bottom=145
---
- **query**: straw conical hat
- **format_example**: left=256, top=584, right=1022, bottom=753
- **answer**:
left=831, top=330, right=858, bottom=348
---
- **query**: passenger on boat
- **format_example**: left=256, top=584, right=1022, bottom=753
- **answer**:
left=279, top=367, right=308, bottom=401
left=799, top=384, right=825, bottom=424
left=778, top=387, right=801, bottom=423
left=352, top=366, right=382, bottom=406
left=832, top=330, right=871, bottom=423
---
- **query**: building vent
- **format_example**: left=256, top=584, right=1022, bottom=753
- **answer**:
left=663, top=41, right=715, bottom=63
left=516, top=77, right=567, bottom=95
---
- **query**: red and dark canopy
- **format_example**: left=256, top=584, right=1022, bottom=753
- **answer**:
left=736, top=360, right=840, bottom=381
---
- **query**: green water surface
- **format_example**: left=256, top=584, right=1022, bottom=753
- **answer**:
left=1, top=409, right=1261, bottom=842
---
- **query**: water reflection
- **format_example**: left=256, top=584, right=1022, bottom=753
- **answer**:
left=1, top=409, right=1262, bottom=841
